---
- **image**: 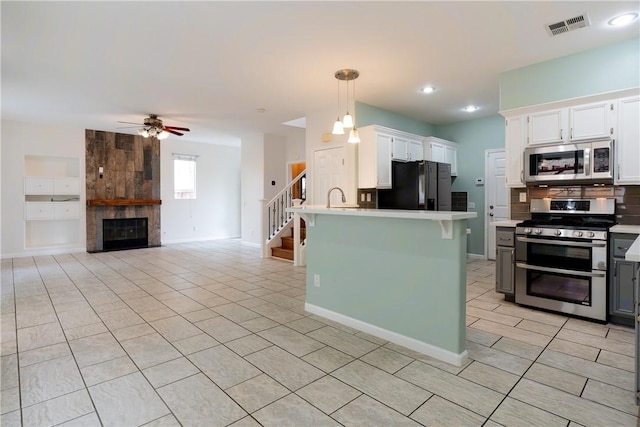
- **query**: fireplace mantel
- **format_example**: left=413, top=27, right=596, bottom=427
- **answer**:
left=87, top=199, right=162, bottom=207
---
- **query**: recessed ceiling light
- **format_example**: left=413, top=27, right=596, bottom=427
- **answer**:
left=421, top=86, right=436, bottom=94
left=608, top=13, right=638, bottom=26
left=463, top=105, right=479, bottom=113
left=256, top=108, right=266, bottom=113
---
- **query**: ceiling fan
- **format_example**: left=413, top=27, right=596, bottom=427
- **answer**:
left=118, top=114, right=190, bottom=139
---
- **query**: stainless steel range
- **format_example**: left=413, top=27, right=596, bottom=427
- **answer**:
left=515, top=198, right=616, bottom=322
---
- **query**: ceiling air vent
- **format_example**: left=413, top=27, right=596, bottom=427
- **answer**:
left=546, top=13, right=590, bottom=36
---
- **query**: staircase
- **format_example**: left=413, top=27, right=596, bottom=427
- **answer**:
left=271, top=219, right=306, bottom=261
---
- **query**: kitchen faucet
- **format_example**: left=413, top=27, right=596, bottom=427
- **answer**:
left=327, top=187, right=346, bottom=208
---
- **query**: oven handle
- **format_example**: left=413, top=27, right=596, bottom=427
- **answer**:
left=515, top=262, right=606, bottom=278
left=516, top=236, right=606, bottom=248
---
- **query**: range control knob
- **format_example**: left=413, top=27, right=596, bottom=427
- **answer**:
left=573, top=231, right=584, bottom=237
left=524, top=228, right=532, bottom=234
left=586, top=231, right=595, bottom=238
left=554, top=229, right=562, bottom=236
left=534, top=229, right=542, bottom=235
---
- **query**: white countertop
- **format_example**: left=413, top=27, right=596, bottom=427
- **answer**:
left=626, top=235, right=640, bottom=262
left=288, top=205, right=477, bottom=221
left=610, top=225, right=640, bottom=235
left=491, top=220, right=520, bottom=228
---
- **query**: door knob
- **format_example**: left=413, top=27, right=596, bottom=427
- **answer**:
left=490, top=205, right=494, bottom=209
left=489, top=213, right=494, bottom=217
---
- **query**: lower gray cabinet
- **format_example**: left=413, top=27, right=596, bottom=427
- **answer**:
left=496, top=227, right=515, bottom=298
left=609, top=233, right=638, bottom=326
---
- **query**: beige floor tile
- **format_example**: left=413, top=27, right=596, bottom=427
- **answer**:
left=0, top=410, right=21, bottom=427
left=581, top=379, right=639, bottom=416
left=158, top=295, right=206, bottom=314
left=606, top=327, right=634, bottom=344
left=119, top=333, right=181, bottom=369
left=470, top=319, right=552, bottom=347
left=537, top=349, right=634, bottom=391
left=20, top=355, right=85, bottom=407
left=188, top=345, right=261, bottom=389
left=523, top=362, right=587, bottom=395
left=334, top=360, right=432, bottom=416
left=0, top=354, right=18, bottom=391
left=516, top=319, right=561, bottom=336
left=396, top=360, right=502, bottom=417
left=98, top=307, right=145, bottom=331
left=195, top=316, right=252, bottom=343
left=63, top=322, right=109, bottom=341
left=459, top=361, right=519, bottom=394
left=285, top=317, right=326, bottom=334
left=142, top=357, right=199, bottom=388
left=18, top=342, right=71, bottom=368
left=467, top=298, right=500, bottom=311
left=360, top=347, right=413, bottom=374
left=180, top=308, right=218, bottom=323
left=245, top=346, right=324, bottom=391
left=491, top=336, right=543, bottom=361
left=302, top=346, right=354, bottom=373
left=213, top=303, right=262, bottom=323
left=239, top=316, right=280, bottom=333
left=250, top=303, right=304, bottom=324
left=0, top=387, right=20, bottom=415
left=466, top=327, right=501, bottom=346
left=21, top=389, right=94, bottom=427
left=80, top=355, right=139, bottom=386
left=296, top=375, right=361, bottom=414
left=466, top=341, right=532, bottom=376
left=411, top=395, right=486, bottom=426
left=547, top=338, right=600, bottom=361
left=123, top=296, right=167, bottom=314
left=258, top=325, right=325, bottom=357
left=490, top=396, right=568, bottom=427
left=225, top=334, right=273, bottom=356
left=172, top=333, right=219, bottom=355
left=564, top=317, right=609, bottom=337
left=510, top=378, right=637, bottom=426
left=149, top=315, right=202, bottom=342
left=556, top=329, right=634, bottom=357
left=597, top=349, right=635, bottom=372
left=307, top=326, right=378, bottom=358
left=17, top=322, right=66, bottom=352
left=69, top=332, right=127, bottom=368
left=252, top=393, right=340, bottom=427
left=142, top=414, right=182, bottom=427
left=157, top=373, right=246, bottom=426
left=493, top=304, right=567, bottom=327
left=384, top=342, right=470, bottom=375
left=332, top=395, right=421, bottom=426
left=89, top=372, right=170, bottom=427
left=226, top=374, right=290, bottom=413
left=467, top=306, right=521, bottom=326
left=57, top=307, right=101, bottom=330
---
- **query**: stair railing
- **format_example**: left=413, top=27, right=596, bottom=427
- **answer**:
left=261, top=170, right=306, bottom=258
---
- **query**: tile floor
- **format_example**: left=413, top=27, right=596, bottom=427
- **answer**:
left=1, top=239, right=638, bottom=426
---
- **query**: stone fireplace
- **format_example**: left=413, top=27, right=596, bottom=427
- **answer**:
left=85, top=130, right=161, bottom=252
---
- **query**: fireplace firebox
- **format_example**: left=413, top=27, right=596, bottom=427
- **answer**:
left=103, top=218, right=148, bottom=251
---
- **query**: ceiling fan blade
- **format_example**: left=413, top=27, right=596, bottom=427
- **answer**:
left=164, top=129, right=184, bottom=136
left=164, top=126, right=190, bottom=131
left=117, top=121, right=144, bottom=125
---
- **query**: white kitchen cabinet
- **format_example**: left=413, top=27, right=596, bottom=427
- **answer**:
left=527, top=108, right=567, bottom=145
left=504, top=115, right=526, bottom=187
left=569, top=100, right=615, bottom=141
left=25, top=176, right=80, bottom=196
left=53, top=177, right=80, bottom=195
left=25, top=202, right=55, bottom=220
left=616, top=96, right=640, bottom=185
left=391, top=135, right=423, bottom=161
left=54, top=202, right=80, bottom=219
left=24, top=177, right=55, bottom=195
left=424, top=137, right=458, bottom=176
left=409, top=140, right=423, bottom=161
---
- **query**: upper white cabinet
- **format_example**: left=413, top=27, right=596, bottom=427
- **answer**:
left=358, top=125, right=425, bottom=189
left=391, top=135, right=423, bottom=162
left=570, top=101, right=615, bottom=141
left=528, top=108, right=567, bottom=145
left=505, top=115, right=526, bottom=187
left=25, top=177, right=80, bottom=196
left=424, top=137, right=458, bottom=176
left=527, top=101, right=615, bottom=145
left=616, top=96, right=640, bottom=185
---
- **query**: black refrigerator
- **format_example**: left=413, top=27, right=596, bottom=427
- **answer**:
left=378, top=161, right=452, bottom=211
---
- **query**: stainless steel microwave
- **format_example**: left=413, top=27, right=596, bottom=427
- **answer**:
left=524, top=139, right=614, bottom=184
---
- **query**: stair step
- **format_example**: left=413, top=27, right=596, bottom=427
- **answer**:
left=281, top=236, right=294, bottom=250
left=271, top=246, right=294, bottom=261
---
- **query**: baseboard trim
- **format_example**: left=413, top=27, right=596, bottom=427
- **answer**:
left=1, top=246, right=86, bottom=260
left=305, top=303, right=468, bottom=367
left=466, top=253, right=486, bottom=260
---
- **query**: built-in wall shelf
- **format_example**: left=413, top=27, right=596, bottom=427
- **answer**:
left=87, top=199, right=162, bottom=207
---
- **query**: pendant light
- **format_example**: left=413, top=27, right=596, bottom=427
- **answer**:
left=332, top=78, right=344, bottom=135
left=332, top=69, right=360, bottom=141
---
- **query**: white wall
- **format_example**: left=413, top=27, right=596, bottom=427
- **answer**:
left=263, top=134, right=287, bottom=202
left=1, top=119, right=86, bottom=257
left=286, top=130, right=306, bottom=165
left=240, top=134, right=264, bottom=245
left=161, top=138, right=241, bottom=244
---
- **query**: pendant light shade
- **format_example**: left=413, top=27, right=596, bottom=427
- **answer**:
left=332, top=117, right=345, bottom=135
left=342, top=112, right=353, bottom=129
left=348, top=127, right=360, bottom=144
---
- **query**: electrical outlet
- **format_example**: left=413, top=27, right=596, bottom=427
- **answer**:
left=366, top=193, right=372, bottom=202
left=519, top=192, right=527, bottom=203
left=361, top=193, right=365, bottom=202
left=313, top=274, right=320, bottom=287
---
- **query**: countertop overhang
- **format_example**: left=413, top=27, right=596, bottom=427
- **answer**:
left=287, top=205, right=476, bottom=239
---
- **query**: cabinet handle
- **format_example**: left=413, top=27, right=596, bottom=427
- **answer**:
left=610, top=127, right=614, bottom=135
left=617, top=164, right=620, bottom=181
left=570, top=128, right=573, bottom=139
left=614, top=260, right=617, bottom=277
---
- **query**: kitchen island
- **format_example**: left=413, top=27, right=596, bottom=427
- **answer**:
left=288, top=205, right=477, bottom=366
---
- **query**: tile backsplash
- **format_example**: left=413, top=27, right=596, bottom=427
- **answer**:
left=510, top=185, right=640, bottom=225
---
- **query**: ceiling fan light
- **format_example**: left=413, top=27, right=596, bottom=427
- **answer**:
left=157, top=131, right=169, bottom=140
left=332, top=118, right=345, bottom=135
left=138, top=128, right=150, bottom=138
left=342, top=112, right=354, bottom=129
left=348, top=128, right=360, bottom=144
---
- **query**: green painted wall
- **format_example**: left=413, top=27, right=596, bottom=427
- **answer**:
left=356, top=102, right=436, bottom=136
left=435, top=115, right=505, bottom=256
left=500, top=37, right=640, bottom=110
left=306, top=214, right=467, bottom=355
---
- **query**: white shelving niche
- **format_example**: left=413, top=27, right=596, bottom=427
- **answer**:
left=24, top=155, right=82, bottom=249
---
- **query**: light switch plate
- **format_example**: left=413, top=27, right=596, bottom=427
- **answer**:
left=519, top=192, right=527, bottom=203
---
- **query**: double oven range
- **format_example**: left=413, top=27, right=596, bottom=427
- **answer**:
left=515, top=198, right=615, bottom=322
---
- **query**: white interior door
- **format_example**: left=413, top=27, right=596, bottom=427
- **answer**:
left=313, top=147, right=345, bottom=206
left=486, top=149, right=508, bottom=260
